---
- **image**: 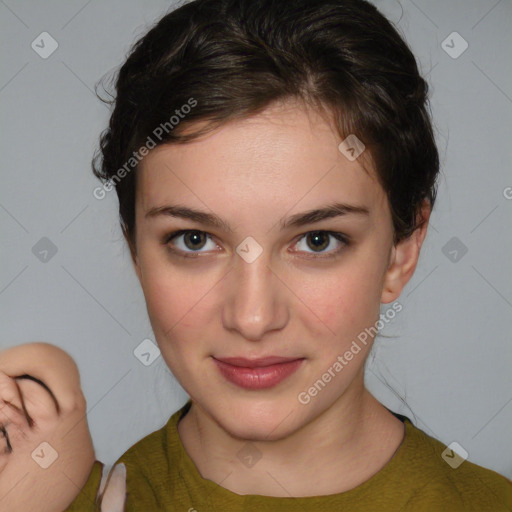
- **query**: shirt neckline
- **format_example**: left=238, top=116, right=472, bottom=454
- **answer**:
left=171, top=400, right=415, bottom=504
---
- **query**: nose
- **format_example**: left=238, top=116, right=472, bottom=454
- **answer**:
left=222, top=251, right=289, bottom=341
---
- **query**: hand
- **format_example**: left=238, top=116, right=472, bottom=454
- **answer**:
left=0, top=343, right=96, bottom=512
left=98, top=463, right=127, bottom=512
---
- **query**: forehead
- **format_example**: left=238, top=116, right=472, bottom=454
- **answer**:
left=136, top=102, right=388, bottom=221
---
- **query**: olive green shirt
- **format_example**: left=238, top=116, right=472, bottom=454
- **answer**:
left=66, top=400, right=512, bottom=511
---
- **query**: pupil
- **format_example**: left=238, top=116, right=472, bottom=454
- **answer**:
left=185, top=231, right=205, bottom=250
left=309, top=231, right=328, bottom=251
left=183, top=231, right=330, bottom=252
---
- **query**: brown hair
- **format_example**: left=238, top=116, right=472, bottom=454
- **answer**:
left=93, top=0, right=439, bottom=255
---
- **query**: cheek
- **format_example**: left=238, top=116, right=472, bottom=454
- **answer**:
left=138, top=256, right=191, bottom=332
left=138, top=253, right=220, bottom=339
left=139, top=268, right=204, bottom=376
left=143, top=277, right=198, bottom=335
left=302, top=268, right=381, bottom=332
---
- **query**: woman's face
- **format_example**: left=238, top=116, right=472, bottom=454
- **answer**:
left=131, top=101, right=415, bottom=440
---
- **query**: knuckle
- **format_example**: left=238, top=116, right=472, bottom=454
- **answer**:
left=67, top=388, right=88, bottom=414
left=56, top=388, right=88, bottom=418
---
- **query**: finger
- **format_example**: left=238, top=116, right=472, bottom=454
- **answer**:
left=0, top=370, right=24, bottom=412
left=100, top=463, right=127, bottom=512
left=0, top=426, right=9, bottom=473
left=98, top=463, right=109, bottom=497
left=0, top=398, right=31, bottom=474
left=0, top=375, right=60, bottom=457
left=15, top=374, right=60, bottom=415
left=0, top=398, right=32, bottom=449
left=0, top=343, right=82, bottom=412
left=14, top=377, right=59, bottom=428
left=0, top=372, right=31, bottom=454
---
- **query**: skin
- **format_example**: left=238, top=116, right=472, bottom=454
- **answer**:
left=0, top=98, right=429, bottom=507
left=0, top=343, right=96, bottom=511
left=0, top=343, right=126, bottom=511
left=129, top=99, right=430, bottom=497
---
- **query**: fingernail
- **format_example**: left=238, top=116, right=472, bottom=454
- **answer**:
left=115, top=463, right=126, bottom=477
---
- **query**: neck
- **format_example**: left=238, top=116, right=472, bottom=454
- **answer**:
left=177, top=376, right=404, bottom=497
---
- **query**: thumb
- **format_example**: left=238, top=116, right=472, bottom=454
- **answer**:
left=99, top=463, right=127, bottom=512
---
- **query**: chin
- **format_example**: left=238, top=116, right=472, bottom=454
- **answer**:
left=211, top=393, right=303, bottom=441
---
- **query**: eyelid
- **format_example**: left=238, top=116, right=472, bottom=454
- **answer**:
left=289, top=231, right=350, bottom=259
left=164, top=229, right=221, bottom=257
left=164, top=229, right=350, bottom=258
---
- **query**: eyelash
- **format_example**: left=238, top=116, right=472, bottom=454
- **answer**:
left=162, top=230, right=350, bottom=260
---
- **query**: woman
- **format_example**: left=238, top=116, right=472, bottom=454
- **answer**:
left=2, top=0, right=511, bottom=510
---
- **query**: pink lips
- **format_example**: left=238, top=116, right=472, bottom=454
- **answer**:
left=213, top=356, right=305, bottom=390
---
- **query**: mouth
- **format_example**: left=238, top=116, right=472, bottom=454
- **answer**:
left=212, top=356, right=305, bottom=390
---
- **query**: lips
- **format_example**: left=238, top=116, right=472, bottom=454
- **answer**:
left=214, top=356, right=302, bottom=368
left=212, top=356, right=305, bottom=389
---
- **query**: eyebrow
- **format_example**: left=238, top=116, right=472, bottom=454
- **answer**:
left=145, top=201, right=370, bottom=232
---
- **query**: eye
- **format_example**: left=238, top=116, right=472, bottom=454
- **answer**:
left=164, top=230, right=218, bottom=257
left=164, top=229, right=349, bottom=259
left=291, top=231, right=349, bottom=258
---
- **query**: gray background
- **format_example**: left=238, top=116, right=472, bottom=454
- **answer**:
left=1, top=0, right=511, bottom=481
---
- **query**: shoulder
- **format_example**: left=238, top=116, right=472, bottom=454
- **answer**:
left=397, top=419, right=512, bottom=511
left=114, top=410, right=177, bottom=468
left=115, top=421, right=170, bottom=469
left=106, top=404, right=189, bottom=510
left=64, top=411, right=178, bottom=512
left=64, top=460, right=104, bottom=511
left=109, top=402, right=190, bottom=505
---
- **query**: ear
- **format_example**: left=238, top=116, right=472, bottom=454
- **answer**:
left=381, top=201, right=431, bottom=304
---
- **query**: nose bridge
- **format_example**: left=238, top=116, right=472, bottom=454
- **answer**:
left=223, top=247, right=286, bottom=340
